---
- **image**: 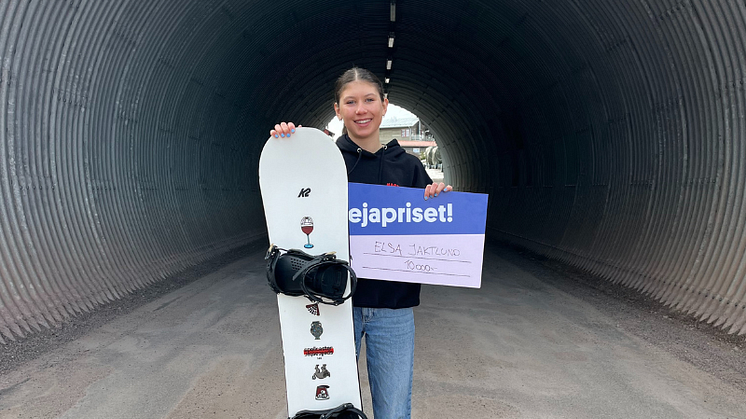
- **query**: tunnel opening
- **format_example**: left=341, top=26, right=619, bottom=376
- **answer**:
left=324, top=103, right=442, bottom=179
left=1, top=0, right=746, bottom=343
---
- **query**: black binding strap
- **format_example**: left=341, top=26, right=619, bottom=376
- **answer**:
left=265, top=245, right=357, bottom=305
left=291, top=403, right=368, bottom=419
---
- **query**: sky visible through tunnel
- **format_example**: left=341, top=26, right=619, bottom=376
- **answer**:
left=325, top=103, right=419, bottom=140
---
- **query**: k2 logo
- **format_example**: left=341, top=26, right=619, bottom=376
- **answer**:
left=298, top=188, right=311, bottom=198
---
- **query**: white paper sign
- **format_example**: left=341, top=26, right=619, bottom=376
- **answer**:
left=348, top=183, right=488, bottom=288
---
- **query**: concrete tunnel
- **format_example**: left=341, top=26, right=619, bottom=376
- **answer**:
left=1, top=0, right=746, bottom=343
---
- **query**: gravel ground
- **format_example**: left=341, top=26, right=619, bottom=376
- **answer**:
left=0, top=241, right=264, bottom=376
left=494, top=243, right=746, bottom=393
left=1, top=239, right=744, bottom=397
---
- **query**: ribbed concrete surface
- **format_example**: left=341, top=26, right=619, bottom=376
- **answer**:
left=1, top=0, right=746, bottom=342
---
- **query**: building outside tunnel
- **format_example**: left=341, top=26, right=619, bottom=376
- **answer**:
left=1, top=0, right=746, bottom=343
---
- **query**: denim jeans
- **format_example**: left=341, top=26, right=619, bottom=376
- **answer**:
left=353, top=307, right=415, bottom=419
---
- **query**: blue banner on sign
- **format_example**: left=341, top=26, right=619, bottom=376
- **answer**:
left=348, top=183, right=488, bottom=236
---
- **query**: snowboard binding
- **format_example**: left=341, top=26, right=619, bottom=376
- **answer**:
left=291, top=403, right=368, bottom=419
left=266, top=245, right=357, bottom=306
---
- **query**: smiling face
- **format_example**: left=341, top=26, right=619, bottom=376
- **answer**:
left=334, top=80, right=389, bottom=146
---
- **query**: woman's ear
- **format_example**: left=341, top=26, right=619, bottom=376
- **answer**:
left=334, top=102, right=342, bottom=120
left=382, top=97, right=389, bottom=116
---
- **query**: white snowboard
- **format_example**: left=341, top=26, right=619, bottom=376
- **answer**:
left=259, top=127, right=362, bottom=417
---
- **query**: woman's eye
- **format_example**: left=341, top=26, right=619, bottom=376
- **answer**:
left=366, top=98, right=375, bottom=103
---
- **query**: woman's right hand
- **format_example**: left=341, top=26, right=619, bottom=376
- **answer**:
left=271, top=122, right=301, bottom=138
left=424, top=182, right=452, bottom=200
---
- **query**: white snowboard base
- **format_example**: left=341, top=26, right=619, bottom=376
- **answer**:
left=259, top=128, right=362, bottom=417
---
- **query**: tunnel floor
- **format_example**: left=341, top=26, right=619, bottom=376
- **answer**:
left=0, top=245, right=744, bottom=419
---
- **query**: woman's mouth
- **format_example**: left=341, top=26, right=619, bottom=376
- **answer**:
left=355, top=119, right=372, bottom=125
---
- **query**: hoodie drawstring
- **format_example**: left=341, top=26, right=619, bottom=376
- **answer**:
left=346, top=142, right=388, bottom=181
left=377, top=145, right=387, bottom=184
left=348, top=147, right=363, bottom=175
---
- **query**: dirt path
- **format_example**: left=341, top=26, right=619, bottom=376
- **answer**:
left=0, top=243, right=744, bottom=418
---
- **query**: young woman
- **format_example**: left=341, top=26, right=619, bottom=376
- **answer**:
left=271, top=67, right=451, bottom=419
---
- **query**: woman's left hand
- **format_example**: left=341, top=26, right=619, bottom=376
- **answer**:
left=424, top=182, right=452, bottom=200
left=271, top=122, right=301, bottom=138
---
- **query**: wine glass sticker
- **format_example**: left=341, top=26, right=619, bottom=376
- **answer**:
left=301, top=216, right=314, bottom=248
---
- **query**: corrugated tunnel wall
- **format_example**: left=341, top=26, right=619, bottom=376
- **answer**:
left=1, top=0, right=746, bottom=342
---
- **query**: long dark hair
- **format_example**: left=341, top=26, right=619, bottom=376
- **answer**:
left=334, top=67, right=385, bottom=135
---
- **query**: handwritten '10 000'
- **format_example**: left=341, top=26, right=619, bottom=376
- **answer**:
left=371, top=241, right=465, bottom=276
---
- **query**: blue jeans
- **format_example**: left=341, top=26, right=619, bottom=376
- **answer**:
left=353, top=307, right=415, bottom=419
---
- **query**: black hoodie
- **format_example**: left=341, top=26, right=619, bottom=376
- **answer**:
left=336, top=134, right=433, bottom=308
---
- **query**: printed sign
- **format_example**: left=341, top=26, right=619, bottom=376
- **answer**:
left=348, top=183, right=488, bottom=288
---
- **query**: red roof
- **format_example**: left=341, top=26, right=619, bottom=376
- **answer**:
left=397, top=140, right=436, bottom=147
